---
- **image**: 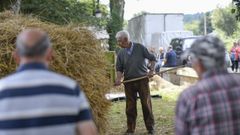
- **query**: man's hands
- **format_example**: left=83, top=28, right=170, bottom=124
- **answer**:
left=147, top=70, right=154, bottom=78
left=114, top=71, right=123, bottom=86
left=148, top=61, right=155, bottom=78
left=77, top=121, right=98, bottom=135
left=114, top=70, right=155, bottom=86
left=114, top=79, right=122, bottom=86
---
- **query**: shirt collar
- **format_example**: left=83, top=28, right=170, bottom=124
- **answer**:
left=126, top=42, right=134, bottom=55
left=202, top=68, right=228, bottom=79
left=17, top=62, right=48, bottom=72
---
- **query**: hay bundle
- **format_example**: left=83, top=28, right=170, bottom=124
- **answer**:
left=149, top=75, right=176, bottom=90
left=177, top=67, right=198, bottom=78
left=0, top=12, right=110, bottom=134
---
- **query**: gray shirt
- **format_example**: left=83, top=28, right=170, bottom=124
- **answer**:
left=116, top=42, right=156, bottom=80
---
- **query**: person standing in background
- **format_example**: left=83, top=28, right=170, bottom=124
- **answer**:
left=114, top=30, right=156, bottom=135
left=155, top=47, right=165, bottom=72
left=237, top=41, right=240, bottom=71
left=148, top=47, right=158, bottom=70
left=231, top=42, right=239, bottom=72
left=164, top=45, right=177, bottom=67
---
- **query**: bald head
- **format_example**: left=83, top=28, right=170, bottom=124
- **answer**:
left=16, top=29, right=51, bottom=57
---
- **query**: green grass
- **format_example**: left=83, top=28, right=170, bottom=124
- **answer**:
left=151, top=88, right=183, bottom=102
left=108, top=98, right=176, bottom=135
left=107, top=77, right=187, bottom=135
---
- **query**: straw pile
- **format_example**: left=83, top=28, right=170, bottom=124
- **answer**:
left=177, top=67, right=198, bottom=78
left=149, top=75, right=189, bottom=100
left=0, top=12, right=110, bottom=134
left=149, top=75, right=175, bottom=90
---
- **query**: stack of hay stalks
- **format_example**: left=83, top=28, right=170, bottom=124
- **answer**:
left=0, top=12, right=110, bottom=134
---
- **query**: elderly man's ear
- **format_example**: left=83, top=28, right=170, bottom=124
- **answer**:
left=12, top=48, right=53, bottom=64
left=192, top=60, right=205, bottom=80
left=13, top=49, right=20, bottom=64
left=45, top=48, right=53, bottom=62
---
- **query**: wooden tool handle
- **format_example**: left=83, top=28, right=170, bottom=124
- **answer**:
left=121, top=65, right=185, bottom=84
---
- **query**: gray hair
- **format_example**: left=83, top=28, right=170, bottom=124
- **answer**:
left=16, top=30, right=51, bottom=57
left=188, top=36, right=226, bottom=70
left=115, top=30, right=130, bottom=40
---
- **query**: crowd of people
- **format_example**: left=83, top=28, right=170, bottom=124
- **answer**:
left=149, top=45, right=178, bottom=73
left=0, top=29, right=240, bottom=135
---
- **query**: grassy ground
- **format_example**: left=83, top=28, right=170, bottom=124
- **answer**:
left=107, top=76, right=187, bottom=135
left=107, top=98, right=176, bottom=135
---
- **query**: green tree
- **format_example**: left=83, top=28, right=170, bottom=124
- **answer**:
left=107, top=0, right=125, bottom=51
left=232, top=0, right=240, bottom=20
left=212, top=6, right=237, bottom=36
left=22, top=0, right=108, bottom=26
left=184, top=20, right=201, bottom=35
left=199, top=12, right=214, bottom=35
left=0, top=0, right=21, bottom=14
left=0, top=0, right=12, bottom=11
left=184, top=12, right=213, bottom=35
left=184, top=13, right=204, bottom=23
left=0, top=0, right=109, bottom=27
left=133, top=11, right=147, bottom=17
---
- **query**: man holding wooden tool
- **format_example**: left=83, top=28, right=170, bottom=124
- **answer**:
left=114, top=30, right=156, bottom=135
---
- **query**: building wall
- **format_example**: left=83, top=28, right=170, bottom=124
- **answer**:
left=128, top=13, right=184, bottom=51
left=165, top=14, right=184, bottom=31
left=127, top=15, right=146, bottom=45
left=145, top=14, right=165, bottom=48
left=145, top=14, right=184, bottom=49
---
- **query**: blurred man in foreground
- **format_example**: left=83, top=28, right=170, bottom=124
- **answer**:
left=175, top=36, right=240, bottom=135
left=0, top=29, right=97, bottom=135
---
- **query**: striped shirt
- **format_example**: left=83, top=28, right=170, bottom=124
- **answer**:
left=0, top=63, right=92, bottom=135
left=175, top=69, right=240, bottom=135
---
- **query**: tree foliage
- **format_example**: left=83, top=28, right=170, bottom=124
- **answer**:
left=133, top=11, right=147, bottom=17
left=0, top=0, right=12, bottom=11
left=184, top=13, right=204, bottom=24
left=184, top=12, right=213, bottom=35
left=0, top=0, right=126, bottom=51
left=0, top=0, right=21, bottom=13
left=107, top=0, right=125, bottom=51
left=184, top=20, right=201, bottom=35
left=232, top=0, right=240, bottom=20
left=199, top=12, right=213, bottom=35
left=211, top=6, right=237, bottom=36
left=0, top=0, right=109, bottom=27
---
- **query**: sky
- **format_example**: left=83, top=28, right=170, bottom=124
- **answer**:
left=101, top=0, right=232, bottom=20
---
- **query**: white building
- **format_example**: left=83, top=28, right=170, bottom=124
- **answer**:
left=128, top=13, right=193, bottom=51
